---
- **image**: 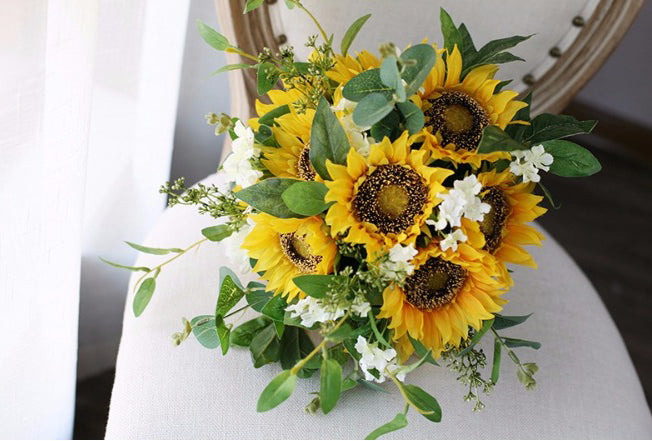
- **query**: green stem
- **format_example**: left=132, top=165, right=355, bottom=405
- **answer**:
left=490, top=327, right=526, bottom=375
left=290, top=312, right=351, bottom=374
left=291, top=0, right=330, bottom=46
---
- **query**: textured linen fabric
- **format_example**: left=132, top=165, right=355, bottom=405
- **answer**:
left=106, top=173, right=652, bottom=439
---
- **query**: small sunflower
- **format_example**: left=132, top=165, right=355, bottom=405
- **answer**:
left=327, top=51, right=381, bottom=85
left=415, top=45, right=528, bottom=167
left=325, top=132, right=453, bottom=257
left=260, top=109, right=319, bottom=181
left=477, top=169, right=547, bottom=268
left=242, top=213, right=337, bottom=300
left=378, top=242, right=508, bottom=356
left=251, top=88, right=304, bottom=126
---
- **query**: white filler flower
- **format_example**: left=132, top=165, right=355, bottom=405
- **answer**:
left=379, top=243, right=418, bottom=281
left=430, top=175, right=490, bottom=230
left=510, top=144, right=554, bottom=183
left=354, top=336, right=405, bottom=383
left=440, top=228, right=468, bottom=252
left=222, top=121, right=263, bottom=187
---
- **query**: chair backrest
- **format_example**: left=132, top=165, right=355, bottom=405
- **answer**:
left=214, top=0, right=642, bottom=121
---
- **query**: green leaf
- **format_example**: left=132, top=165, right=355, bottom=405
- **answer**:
left=358, top=379, right=389, bottom=393
left=279, top=327, right=316, bottom=377
left=476, top=126, right=526, bottom=153
left=215, top=316, right=230, bottom=355
left=235, top=178, right=301, bottom=218
left=201, top=225, right=232, bottom=242
left=399, top=44, right=436, bottom=97
left=525, top=113, right=597, bottom=143
left=395, top=348, right=434, bottom=376
left=197, top=20, right=231, bottom=51
left=216, top=271, right=245, bottom=317
left=125, top=241, right=183, bottom=255
left=342, top=376, right=358, bottom=392
left=353, top=93, right=395, bottom=127
left=211, top=63, right=254, bottom=75
left=292, top=274, right=341, bottom=298
left=408, top=336, right=439, bottom=366
left=380, top=56, right=405, bottom=102
left=365, top=411, right=409, bottom=440
left=283, top=0, right=295, bottom=9
left=246, top=289, right=274, bottom=312
left=230, top=316, right=271, bottom=347
left=261, top=294, right=288, bottom=322
left=491, top=337, right=502, bottom=384
left=309, top=97, right=351, bottom=180
left=371, top=110, right=400, bottom=142
left=402, top=384, right=442, bottom=422
left=502, top=338, right=541, bottom=350
left=458, top=23, right=477, bottom=57
left=440, top=8, right=461, bottom=53
left=342, top=69, right=393, bottom=102
left=463, top=35, right=531, bottom=76
left=367, top=311, right=391, bottom=348
left=538, top=182, right=561, bottom=209
left=250, top=322, right=281, bottom=367
left=320, top=358, right=343, bottom=414
left=244, top=0, right=264, bottom=13
left=325, top=323, right=357, bottom=343
left=99, top=257, right=150, bottom=273
left=541, top=140, right=602, bottom=177
left=258, top=104, right=291, bottom=127
left=340, top=14, right=372, bottom=56
left=493, top=313, right=532, bottom=330
left=281, top=181, right=330, bottom=216
left=458, top=318, right=494, bottom=356
left=133, top=278, right=156, bottom=317
left=191, top=315, right=220, bottom=349
left=505, top=92, right=532, bottom=141
left=396, top=101, right=425, bottom=134
left=257, top=370, right=297, bottom=412
left=257, top=62, right=280, bottom=95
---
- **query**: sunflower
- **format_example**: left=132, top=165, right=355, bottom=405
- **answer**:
left=250, top=88, right=304, bottom=127
left=327, top=51, right=381, bottom=85
left=260, top=109, right=319, bottom=181
left=242, top=213, right=337, bottom=300
left=378, top=242, right=508, bottom=356
left=476, top=169, right=547, bottom=269
left=324, top=132, right=453, bottom=257
left=414, top=45, right=528, bottom=167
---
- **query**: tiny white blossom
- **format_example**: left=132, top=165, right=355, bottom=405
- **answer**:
left=351, top=296, right=372, bottom=317
left=354, top=336, right=404, bottom=383
left=463, top=196, right=491, bottom=222
left=509, top=144, right=554, bottom=183
left=380, top=244, right=418, bottom=281
left=509, top=160, right=540, bottom=183
left=525, top=144, right=554, bottom=171
left=222, top=218, right=255, bottom=274
left=286, top=297, right=346, bottom=328
left=222, top=121, right=263, bottom=187
left=434, top=189, right=467, bottom=229
left=440, top=228, right=468, bottom=252
left=453, top=175, right=482, bottom=200
left=433, top=176, right=490, bottom=229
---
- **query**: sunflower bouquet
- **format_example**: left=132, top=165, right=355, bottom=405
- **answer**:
left=106, top=2, right=601, bottom=438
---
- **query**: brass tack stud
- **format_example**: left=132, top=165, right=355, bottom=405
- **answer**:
left=522, top=74, right=535, bottom=86
left=277, top=34, right=288, bottom=45
left=549, top=47, right=562, bottom=58
left=572, top=16, right=585, bottom=27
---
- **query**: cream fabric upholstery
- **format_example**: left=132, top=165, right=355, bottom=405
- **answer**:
left=270, top=0, right=599, bottom=94
left=106, top=173, right=652, bottom=439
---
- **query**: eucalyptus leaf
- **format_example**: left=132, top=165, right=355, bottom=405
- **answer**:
left=493, top=313, right=532, bottom=330
left=380, top=56, right=405, bottom=102
left=320, top=359, right=343, bottom=414
left=215, top=316, right=230, bottom=355
left=341, top=14, right=372, bottom=56
left=190, top=315, right=220, bottom=349
left=397, top=101, right=425, bottom=134
left=370, top=110, right=401, bottom=142
left=133, top=278, right=156, bottom=317
left=99, top=257, right=150, bottom=273
left=310, top=97, right=351, bottom=179
left=216, top=273, right=245, bottom=317
left=257, top=370, right=297, bottom=412
left=125, top=241, right=183, bottom=255
left=197, top=20, right=231, bottom=51
left=541, top=140, right=602, bottom=177
left=365, top=411, right=409, bottom=440
left=257, top=62, right=280, bottom=95
left=399, top=44, right=436, bottom=97
left=353, top=93, right=395, bottom=127
left=281, top=181, right=330, bottom=216
left=476, top=126, right=526, bottom=153
left=246, top=289, right=274, bottom=312
left=201, top=225, right=232, bottom=242
left=342, top=69, right=393, bottom=102
left=235, top=178, right=301, bottom=218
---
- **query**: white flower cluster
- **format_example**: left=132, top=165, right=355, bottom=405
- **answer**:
left=222, top=216, right=255, bottom=274
left=354, top=336, right=405, bottom=383
left=379, top=243, right=417, bottom=282
left=222, top=121, right=263, bottom=188
left=428, top=175, right=490, bottom=251
left=332, top=97, right=372, bottom=157
left=286, top=294, right=371, bottom=328
left=509, top=144, right=554, bottom=183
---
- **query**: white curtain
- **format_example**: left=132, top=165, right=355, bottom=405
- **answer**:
left=0, top=0, right=189, bottom=437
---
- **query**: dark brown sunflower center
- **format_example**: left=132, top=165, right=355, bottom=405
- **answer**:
left=479, top=186, right=510, bottom=253
left=404, top=257, right=467, bottom=310
left=297, top=144, right=316, bottom=181
left=352, top=164, right=428, bottom=234
left=279, top=232, right=321, bottom=273
left=424, top=90, right=489, bottom=151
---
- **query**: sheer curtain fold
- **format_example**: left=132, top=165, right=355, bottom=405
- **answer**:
left=0, top=0, right=189, bottom=437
